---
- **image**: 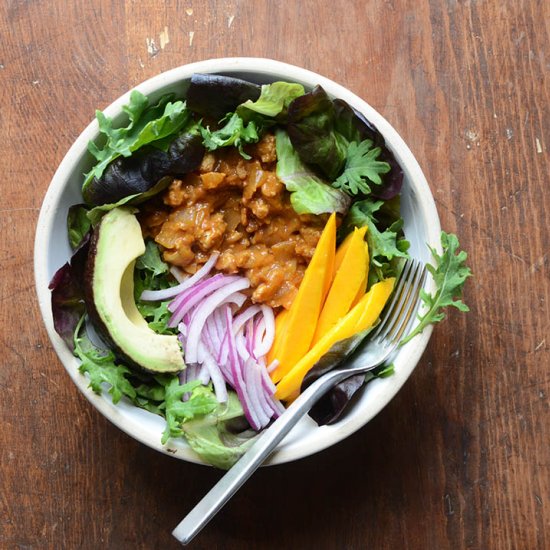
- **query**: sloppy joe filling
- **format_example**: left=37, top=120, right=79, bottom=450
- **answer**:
left=139, top=134, right=327, bottom=309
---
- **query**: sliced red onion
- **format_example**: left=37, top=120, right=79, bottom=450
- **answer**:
left=259, top=363, right=277, bottom=394
left=217, top=331, right=229, bottom=366
left=170, top=266, right=188, bottom=283
left=170, top=263, right=282, bottom=428
left=250, top=355, right=283, bottom=417
left=180, top=363, right=201, bottom=400
left=211, top=308, right=225, bottom=343
left=140, top=252, right=220, bottom=301
left=244, top=358, right=270, bottom=426
left=259, top=366, right=285, bottom=416
left=202, top=317, right=219, bottom=352
left=197, top=364, right=210, bottom=385
left=266, top=391, right=285, bottom=416
left=254, top=305, right=275, bottom=358
left=246, top=318, right=256, bottom=357
left=178, top=370, right=187, bottom=385
left=169, top=272, right=225, bottom=313
left=232, top=305, right=261, bottom=335
left=168, top=274, right=242, bottom=327
left=235, top=327, right=250, bottom=361
left=226, top=307, right=261, bottom=430
left=177, top=322, right=188, bottom=338
left=199, top=344, right=228, bottom=403
left=185, top=278, right=250, bottom=363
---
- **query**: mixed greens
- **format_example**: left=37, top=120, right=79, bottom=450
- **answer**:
left=49, top=73, right=471, bottom=468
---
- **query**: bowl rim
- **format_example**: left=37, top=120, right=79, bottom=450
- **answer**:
left=34, top=57, right=440, bottom=466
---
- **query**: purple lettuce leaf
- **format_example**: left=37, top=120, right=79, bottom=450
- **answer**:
left=287, top=85, right=347, bottom=180
left=48, top=233, right=90, bottom=351
left=186, top=73, right=261, bottom=120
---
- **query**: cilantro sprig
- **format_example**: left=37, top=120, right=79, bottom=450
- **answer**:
left=401, top=232, right=472, bottom=344
left=332, top=139, right=391, bottom=196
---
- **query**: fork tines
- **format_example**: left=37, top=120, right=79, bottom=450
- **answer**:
left=371, top=259, right=427, bottom=345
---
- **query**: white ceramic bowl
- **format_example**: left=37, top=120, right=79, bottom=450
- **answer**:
left=34, top=58, right=440, bottom=466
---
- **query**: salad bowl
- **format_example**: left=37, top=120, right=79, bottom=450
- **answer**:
left=34, top=57, right=440, bottom=466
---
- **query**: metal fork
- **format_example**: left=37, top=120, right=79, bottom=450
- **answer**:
left=172, top=259, right=427, bottom=546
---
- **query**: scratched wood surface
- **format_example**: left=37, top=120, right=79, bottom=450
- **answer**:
left=1, top=1, right=548, bottom=548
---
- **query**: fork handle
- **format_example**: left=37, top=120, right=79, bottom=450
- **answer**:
left=172, top=367, right=358, bottom=545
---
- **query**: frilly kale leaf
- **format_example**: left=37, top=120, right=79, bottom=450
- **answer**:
left=161, top=378, right=218, bottom=444
left=333, top=140, right=391, bottom=195
left=73, top=316, right=137, bottom=404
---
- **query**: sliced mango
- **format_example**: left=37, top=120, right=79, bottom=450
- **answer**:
left=350, top=242, right=370, bottom=308
left=354, top=277, right=395, bottom=332
left=267, top=308, right=290, bottom=365
left=334, top=226, right=368, bottom=272
left=270, top=213, right=337, bottom=383
left=312, top=228, right=368, bottom=344
left=275, top=278, right=395, bottom=400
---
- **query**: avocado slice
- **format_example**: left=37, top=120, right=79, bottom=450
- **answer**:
left=84, top=207, right=185, bottom=374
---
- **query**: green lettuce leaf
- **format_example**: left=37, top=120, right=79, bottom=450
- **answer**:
left=275, top=129, right=351, bottom=215
left=83, top=91, right=190, bottom=191
left=401, top=232, right=472, bottom=344
left=86, top=196, right=140, bottom=225
left=237, top=81, right=305, bottom=122
left=286, top=85, right=348, bottom=180
left=181, top=392, right=259, bottom=469
left=67, top=205, right=91, bottom=250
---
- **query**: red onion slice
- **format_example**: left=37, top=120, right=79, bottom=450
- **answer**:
left=185, top=278, right=250, bottom=363
left=197, top=364, right=210, bottom=385
left=168, top=259, right=282, bottom=428
left=202, top=317, right=219, bottom=351
left=170, top=266, right=188, bottom=283
left=217, top=331, right=230, bottom=366
left=254, top=305, right=275, bottom=358
left=226, top=308, right=261, bottom=430
left=168, top=274, right=242, bottom=327
left=140, top=252, right=220, bottom=301
left=168, top=272, right=225, bottom=313
left=244, top=358, right=270, bottom=426
left=245, top=318, right=256, bottom=357
left=198, top=344, right=228, bottom=403
left=232, top=305, right=261, bottom=335
left=235, top=327, right=250, bottom=361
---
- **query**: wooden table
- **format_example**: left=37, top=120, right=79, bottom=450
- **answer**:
left=1, top=1, right=548, bottom=548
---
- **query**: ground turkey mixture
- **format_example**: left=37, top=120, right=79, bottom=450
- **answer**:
left=140, top=134, right=328, bottom=310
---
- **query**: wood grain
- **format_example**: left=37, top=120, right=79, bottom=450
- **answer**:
left=1, top=1, right=548, bottom=548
